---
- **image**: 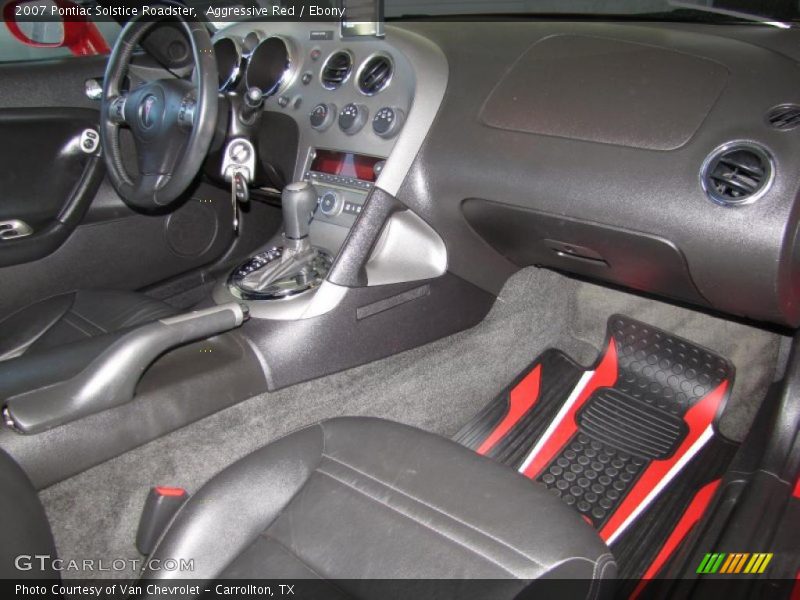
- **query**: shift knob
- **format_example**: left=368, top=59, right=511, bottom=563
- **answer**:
left=282, top=181, right=318, bottom=240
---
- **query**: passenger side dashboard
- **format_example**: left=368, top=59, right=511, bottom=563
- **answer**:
left=392, top=21, right=800, bottom=328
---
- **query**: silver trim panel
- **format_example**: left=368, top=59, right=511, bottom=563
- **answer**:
left=209, top=22, right=450, bottom=303
left=373, top=27, right=448, bottom=196
left=0, top=219, right=33, bottom=240
left=221, top=138, right=257, bottom=181
left=212, top=278, right=349, bottom=321
left=365, top=210, right=447, bottom=286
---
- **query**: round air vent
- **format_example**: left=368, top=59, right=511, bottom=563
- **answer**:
left=701, top=142, right=774, bottom=206
left=767, top=104, right=800, bottom=131
left=320, top=51, right=353, bottom=90
left=357, top=54, right=393, bottom=95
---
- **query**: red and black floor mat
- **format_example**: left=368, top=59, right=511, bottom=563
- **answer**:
left=454, top=315, right=737, bottom=576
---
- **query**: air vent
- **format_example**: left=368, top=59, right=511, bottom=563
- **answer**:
left=320, top=51, right=353, bottom=90
left=357, top=54, right=393, bottom=95
left=767, top=104, right=800, bottom=131
left=701, top=143, right=773, bottom=206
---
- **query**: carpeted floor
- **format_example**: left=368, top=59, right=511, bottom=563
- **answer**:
left=39, top=267, right=786, bottom=579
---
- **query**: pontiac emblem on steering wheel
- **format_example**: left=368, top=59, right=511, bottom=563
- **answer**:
left=139, top=94, right=157, bottom=129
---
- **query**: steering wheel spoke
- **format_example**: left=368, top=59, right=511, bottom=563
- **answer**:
left=108, top=94, right=128, bottom=125
left=133, top=173, right=173, bottom=206
left=134, top=126, right=189, bottom=179
left=178, top=95, right=197, bottom=130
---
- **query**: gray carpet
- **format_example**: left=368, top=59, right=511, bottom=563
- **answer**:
left=39, top=267, right=786, bottom=579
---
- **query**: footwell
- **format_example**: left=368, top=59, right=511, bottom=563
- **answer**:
left=454, top=314, right=737, bottom=574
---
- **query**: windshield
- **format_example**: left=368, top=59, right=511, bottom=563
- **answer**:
left=383, top=0, right=799, bottom=23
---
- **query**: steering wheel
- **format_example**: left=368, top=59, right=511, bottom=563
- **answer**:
left=100, top=15, right=218, bottom=211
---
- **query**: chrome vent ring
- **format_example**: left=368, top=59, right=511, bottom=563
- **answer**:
left=767, top=104, right=800, bottom=131
left=357, top=54, right=393, bottom=95
left=321, top=51, right=353, bottom=90
left=700, top=142, right=774, bottom=206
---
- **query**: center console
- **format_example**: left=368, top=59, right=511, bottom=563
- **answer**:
left=197, top=22, right=504, bottom=396
left=201, top=17, right=493, bottom=394
left=209, top=22, right=424, bottom=318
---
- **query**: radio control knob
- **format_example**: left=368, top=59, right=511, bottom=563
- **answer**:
left=338, top=103, right=368, bottom=135
left=310, top=103, right=336, bottom=131
left=372, top=107, right=405, bottom=139
left=319, top=191, right=341, bottom=216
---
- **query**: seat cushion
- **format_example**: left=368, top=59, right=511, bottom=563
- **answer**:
left=0, top=290, right=176, bottom=361
left=0, top=447, right=57, bottom=579
left=144, top=418, right=616, bottom=597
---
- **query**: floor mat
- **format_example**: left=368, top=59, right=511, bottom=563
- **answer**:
left=454, top=314, right=736, bottom=547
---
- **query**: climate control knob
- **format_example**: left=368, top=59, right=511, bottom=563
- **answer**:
left=338, top=103, right=368, bottom=135
left=373, top=107, right=405, bottom=139
left=310, top=103, right=336, bottom=131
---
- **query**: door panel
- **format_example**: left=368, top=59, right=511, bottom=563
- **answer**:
left=0, top=107, right=104, bottom=266
left=0, top=52, right=254, bottom=319
left=0, top=54, right=104, bottom=109
left=0, top=181, right=234, bottom=318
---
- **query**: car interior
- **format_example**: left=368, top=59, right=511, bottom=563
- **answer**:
left=0, top=0, right=799, bottom=598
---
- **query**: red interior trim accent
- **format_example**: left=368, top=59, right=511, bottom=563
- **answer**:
left=793, top=476, right=800, bottom=499
left=521, top=338, right=619, bottom=478
left=599, top=380, right=729, bottom=542
left=477, top=365, right=542, bottom=455
left=155, top=486, right=187, bottom=497
left=629, top=479, right=722, bottom=600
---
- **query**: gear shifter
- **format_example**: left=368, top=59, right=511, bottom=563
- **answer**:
left=233, top=181, right=331, bottom=298
left=282, top=181, right=318, bottom=243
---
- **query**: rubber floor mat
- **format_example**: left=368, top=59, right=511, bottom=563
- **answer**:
left=454, top=314, right=735, bottom=545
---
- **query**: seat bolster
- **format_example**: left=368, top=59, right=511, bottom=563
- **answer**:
left=68, top=290, right=177, bottom=332
left=25, top=290, right=176, bottom=355
left=143, top=424, right=325, bottom=580
left=0, top=290, right=177, bottom=361
left=0, top=293, right=75, bottom=361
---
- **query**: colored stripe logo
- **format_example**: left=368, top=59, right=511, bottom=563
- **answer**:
left=697, top=552, right=773, bottom=574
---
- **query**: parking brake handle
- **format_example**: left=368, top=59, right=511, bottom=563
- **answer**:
left=2, top=302, right=249, bottom=435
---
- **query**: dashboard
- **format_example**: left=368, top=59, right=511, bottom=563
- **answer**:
left=396, top=21, right=800, bottom=328
left=212, top=19, right=800, bottom=328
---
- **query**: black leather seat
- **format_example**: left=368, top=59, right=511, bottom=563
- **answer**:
left=0, top=290, right=176, bottom=361
left=0, top=446, right=58, bottom=580
left=148, top=418, right=616, bottom=593
left=1, top=418, right=616, bottom=596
